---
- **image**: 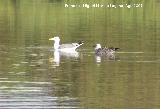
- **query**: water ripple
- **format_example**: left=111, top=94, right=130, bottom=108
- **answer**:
left=0, top=80, right=80, bottom=109
left=0, top=81, right=52, bottom=85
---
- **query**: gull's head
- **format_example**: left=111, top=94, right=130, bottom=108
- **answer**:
left=49, top=37, right=60, bottom=42
left=94, top=44, right=101, bottom=50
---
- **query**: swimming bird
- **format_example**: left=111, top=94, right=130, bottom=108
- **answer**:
left=94, top=44, right=120, bottom=56
left=49, top=36, right=84, bottom=52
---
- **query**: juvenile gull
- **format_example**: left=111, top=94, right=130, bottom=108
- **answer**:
left=94, top=44, right=120, bottom=56
left=49, top=36, right=83, bottom=52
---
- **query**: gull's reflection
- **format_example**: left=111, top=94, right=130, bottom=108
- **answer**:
left=50, top=50, right=79, bottom=67
left=95, top=53, right=118, bottom=63
left=95, top=56, right=101, bottom=63
left=53, top=50, right=60, bottom=66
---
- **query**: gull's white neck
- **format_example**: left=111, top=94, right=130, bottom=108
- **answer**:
left=54, top=40, right=60, bottom=50
left=95, top=44, right=101, bottom=50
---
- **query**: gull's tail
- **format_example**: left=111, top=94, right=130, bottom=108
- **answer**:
left=108, top=47, right=120, bottom=51
left=78, top=40, right=84, bottom=46
left=115, top=48, right=120, bottom=51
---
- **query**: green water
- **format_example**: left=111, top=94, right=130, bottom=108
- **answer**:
left=0, top=0, right=160, bottom=109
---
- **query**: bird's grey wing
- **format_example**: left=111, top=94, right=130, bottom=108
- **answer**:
left=72, top=43, right=81, bottom=47
left=59, top=44, right=75, bottom=49
left=95, top=48, right=103, bottom=55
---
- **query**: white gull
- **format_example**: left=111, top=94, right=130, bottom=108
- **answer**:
left=49, top=36, right=83, bottom=52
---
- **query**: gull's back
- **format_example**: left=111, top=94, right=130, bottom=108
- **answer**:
left=95, top=47, right=119, bottom=56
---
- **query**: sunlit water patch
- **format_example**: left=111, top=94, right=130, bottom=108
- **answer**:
left=0, top=81, right=80, bottom=109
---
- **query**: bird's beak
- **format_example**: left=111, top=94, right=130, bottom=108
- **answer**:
left=49, top=38, right=54, bottom=40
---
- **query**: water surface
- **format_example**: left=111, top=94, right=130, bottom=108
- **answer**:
left=0, top=0, right=160, bottom=109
